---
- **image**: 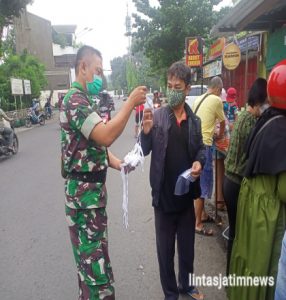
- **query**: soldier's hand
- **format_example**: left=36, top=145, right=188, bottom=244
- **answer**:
left=142, top=108, right=153, bottom=135
left=128, top=86, right=147, bottom=107
left=123, top=165, right=135, bottom=174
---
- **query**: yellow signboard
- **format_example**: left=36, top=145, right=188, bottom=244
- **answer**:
left=223, top=43, right=241, bottom=70
left=209, top=37, right=225, bottom=60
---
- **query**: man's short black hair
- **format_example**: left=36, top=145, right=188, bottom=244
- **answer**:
left=247, top=78, right=267, bottom=107
left=167, top=62, right=191, bottom=86
left=75, top=45, right=102, bottom=74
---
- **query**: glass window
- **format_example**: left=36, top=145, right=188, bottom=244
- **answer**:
left=189, top=87, right=200, bottom=96
left=189, top=87, right=208, bottom=97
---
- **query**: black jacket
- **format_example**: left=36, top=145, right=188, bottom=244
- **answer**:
left=140, top=104, right=206, bottom=207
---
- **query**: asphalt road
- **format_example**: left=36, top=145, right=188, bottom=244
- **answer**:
left=0, top=103, right=227, bottom=300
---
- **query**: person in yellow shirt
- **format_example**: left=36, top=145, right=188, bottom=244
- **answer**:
left=192, top=77, right=225, bottom=235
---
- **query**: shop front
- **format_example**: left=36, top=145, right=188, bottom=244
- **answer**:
left=221, top=34, right=261, bottom=107
left=210, top=0, right=286, bottom=106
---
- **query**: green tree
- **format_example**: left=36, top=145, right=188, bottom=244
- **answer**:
left=126, top=59, right=139, bottom=93
left=0, top=51, right=47, bottom=110
left=132, top=50, right=161, bottom=90
left=110, top=56, right=128, bottom=93
left=132, top=0, right=227, bottom=74
left=1, top=26, right=16, bottom=58
left=0, top=0, right=33, bottom=51
left=52, top=30, right=68, bottom=49
left=101, top=74, right=108, bottom=91
left=110, top=51, right=162, bottom=94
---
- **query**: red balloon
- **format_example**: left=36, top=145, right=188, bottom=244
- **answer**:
left=268, top=59, right=286, bottom=110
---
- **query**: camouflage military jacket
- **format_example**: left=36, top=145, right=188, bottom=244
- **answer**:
left=60, top=81, right=108, bottom=209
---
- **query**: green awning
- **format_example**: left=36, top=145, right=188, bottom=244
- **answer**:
left=266, top=27, right=286, bottom=70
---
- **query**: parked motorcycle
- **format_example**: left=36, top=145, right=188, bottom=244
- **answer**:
left=108, top=99, right=115, bottom=112
left=153, top=90, right=162, bottom=109
left=25, top=108, right=45, bottom=127
left=0, top=122, right=19, bottom=157
left=99, top=106, right=110, bottom=124
left=44, top=106, right=52, bottom=119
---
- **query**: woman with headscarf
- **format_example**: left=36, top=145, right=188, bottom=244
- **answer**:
left=223, top=78, right=268, bottom=276
left=228, top=60, right=286, bottom=300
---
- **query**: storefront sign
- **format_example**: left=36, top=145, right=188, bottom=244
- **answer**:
left=185, top=37, right=203, bottom=67
left=238, top=35, right=260, bottom=53
left=203, top=60, right=222, bottom=78
left=223, top=43, right=241, bottom=70
left=209, top=38, right=225, bottom=60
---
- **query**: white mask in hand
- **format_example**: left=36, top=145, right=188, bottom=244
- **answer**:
left=120, top=142, right=145, bottom=228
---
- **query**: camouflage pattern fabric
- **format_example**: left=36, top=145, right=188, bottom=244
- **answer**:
left=65, top=179, right=108, bottom=209
left=61, top=82, right=114, bottom=299
left=66, top=206, right=115, bottom=300
left=60, top=81, right=108, bottom=209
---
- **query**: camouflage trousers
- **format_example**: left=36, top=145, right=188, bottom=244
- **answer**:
left=65, top=206, right=115, bottom=300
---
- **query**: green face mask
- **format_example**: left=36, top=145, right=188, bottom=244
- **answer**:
left=86, top=75, right=103, bottom=96
left=167, top=88, right=186, bottom=108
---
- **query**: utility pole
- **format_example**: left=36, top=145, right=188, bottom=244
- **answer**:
left=125, top=2, right=134, bottom=94
left=125, top=3, right=132, bottom=57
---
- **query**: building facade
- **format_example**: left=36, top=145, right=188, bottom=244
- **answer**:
left=210, top=0, right=286, bottom=106
left=14, top=11, right=77, bottom=92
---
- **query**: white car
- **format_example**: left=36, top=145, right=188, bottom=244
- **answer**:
left=185, top=85, right=208, bottom=109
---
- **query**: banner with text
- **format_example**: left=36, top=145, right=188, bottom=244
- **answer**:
left=208, top=37, right=225, bottom=61
left=10, top=78, right=23, bottom=95
left=24, top=79, right=31, bottom=95
left=185, top=37, right=203, bottom=67
left=203, top=60, right=222, bottom=78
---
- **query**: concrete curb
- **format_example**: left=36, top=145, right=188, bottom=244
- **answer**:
left=15, top=111, right=59, bottom=134
left=14, top=114, right=59, bottom=134
left=15, top=127, right=33, bottom=134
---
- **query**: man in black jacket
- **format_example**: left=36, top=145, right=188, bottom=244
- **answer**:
left=141, top=62, right=205, bottom=300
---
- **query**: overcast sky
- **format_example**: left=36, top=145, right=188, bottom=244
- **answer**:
left=27, top=0, right=233, bottom=72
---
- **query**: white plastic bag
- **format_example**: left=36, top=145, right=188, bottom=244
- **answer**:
left=174, top=169, right=196, bottom=196
left=120, top=142, right=145, bottom=228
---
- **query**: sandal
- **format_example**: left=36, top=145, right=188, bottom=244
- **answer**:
left=217, top=204, right=227, bottom=211
left=195, top=226, right=213, bottom=236
left=187, top=287, right=204, bottom=300
left=217, top=200, right=227, bottom=211
left=214, top=215, right=223, bottom=226
left=201, top=215, right=215, bottom=223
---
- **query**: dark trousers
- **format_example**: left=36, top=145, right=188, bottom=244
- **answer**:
left=154, top=206, right=195, bottom=300
left=222, top=176, right=241, bottom=276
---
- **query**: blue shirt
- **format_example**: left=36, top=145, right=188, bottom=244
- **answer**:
left=223, top=102, right=238, bottom=123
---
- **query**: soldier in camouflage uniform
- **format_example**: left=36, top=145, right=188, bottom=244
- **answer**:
left=60, top=45, right=146, bottom=300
